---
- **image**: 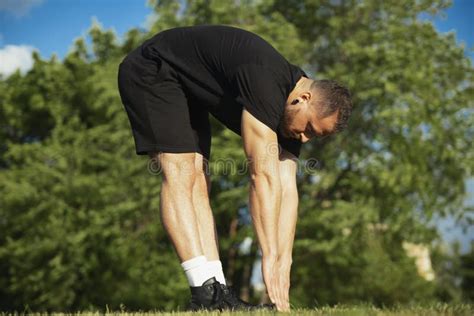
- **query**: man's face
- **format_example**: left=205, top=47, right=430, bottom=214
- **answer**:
left=278, top=104, right=339, bottom=143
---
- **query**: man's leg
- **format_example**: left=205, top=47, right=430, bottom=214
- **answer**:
left=155, top=152, right=204, bottom=261
left=192, top=154, right=227, bottom=285
left=155, top=151, right=218, bottom=289
left=192, top=153, right=219, bottom=260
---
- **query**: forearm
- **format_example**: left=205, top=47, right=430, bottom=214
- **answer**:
left=277, top=184, right=298, bottom=263
left=249, top=173, right=282, bottom=258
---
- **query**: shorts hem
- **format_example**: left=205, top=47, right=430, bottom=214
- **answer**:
left=136, top=144, right=206, bottom=158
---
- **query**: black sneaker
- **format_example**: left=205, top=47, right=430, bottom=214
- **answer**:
left=186, top=278, right=276, bottom=311
left=186, top=277, right=223, bottom=311
left=219, top=284, right=276, bottom=311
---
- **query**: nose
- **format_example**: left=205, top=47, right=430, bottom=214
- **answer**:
left=300, top=133, right=310, bottom=143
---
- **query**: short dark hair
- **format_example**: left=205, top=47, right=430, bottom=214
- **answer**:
left=310, top=80, right=353, bottom=133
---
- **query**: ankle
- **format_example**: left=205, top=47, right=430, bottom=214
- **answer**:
left=207, top=260, right=227, bottom=285
left=181, top=256, right=216, bottom=287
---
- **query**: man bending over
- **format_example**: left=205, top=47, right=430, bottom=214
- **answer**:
left=118, top=25, right=352, bottom=311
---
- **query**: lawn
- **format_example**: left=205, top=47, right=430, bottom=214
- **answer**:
left=2, top=303, right=473, bottom=316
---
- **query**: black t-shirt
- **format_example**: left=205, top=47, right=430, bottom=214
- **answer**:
left=141, top=25, right=306, bottom=157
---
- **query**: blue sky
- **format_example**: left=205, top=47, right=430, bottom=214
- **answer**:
left=0, top=0, right=472, bottom=251
left=423, top=0, right=473, bottom=60
left=0, top=0, right=151, bottom=59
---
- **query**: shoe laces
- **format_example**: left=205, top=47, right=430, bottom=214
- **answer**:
left=210, top=283, right=224, bottom=305
left=220, top=285, right=251, bottom=306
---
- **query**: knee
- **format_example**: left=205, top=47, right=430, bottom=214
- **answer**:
left=156, top=153, right=198, bottom=190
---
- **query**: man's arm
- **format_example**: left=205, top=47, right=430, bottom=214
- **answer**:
left=240, top=108, right=285, bottom=310
left=242, top=109, right=281, bottom=257
left=277, top=149, right=299, bottom=309
left=278, top=149, right=298, bottom=259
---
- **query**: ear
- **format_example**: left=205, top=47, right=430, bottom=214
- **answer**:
left=292, top=91, right=312, bottom=105
left=300, top=91, right=312, bottom=102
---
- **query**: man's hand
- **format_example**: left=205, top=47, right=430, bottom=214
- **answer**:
left=262, top=255, right=284, bottom=310
left=277, top=257, right=292, bottom=311
left=262, top=256, right=291, bottom=311
left=261, top=256, right=275, bottom=296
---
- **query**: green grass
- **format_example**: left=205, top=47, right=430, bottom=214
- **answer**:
left=2, top=303, right=473, bottom=316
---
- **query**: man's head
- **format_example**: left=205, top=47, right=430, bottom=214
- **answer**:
left=278, top=79, right=353, bottom=143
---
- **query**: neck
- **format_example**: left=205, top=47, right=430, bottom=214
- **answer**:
left=296, top=76, right=312, bottom=90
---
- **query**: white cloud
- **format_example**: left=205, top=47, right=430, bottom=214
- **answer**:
left=0, top=45, right=36, bottom=77
left=0, top=0, right=44, bottom=17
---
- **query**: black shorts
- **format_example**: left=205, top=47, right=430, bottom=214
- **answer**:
left=117, top=46, right=211, bottom=160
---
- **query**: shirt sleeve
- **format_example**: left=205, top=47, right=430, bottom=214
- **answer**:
left=232, top=64, right=285, bottom=132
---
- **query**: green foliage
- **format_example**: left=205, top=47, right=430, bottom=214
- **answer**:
left=430, top=243, right=464, bottom=303
left=460, top=243, right=474, bottom=302
left=1, top=0, right=473, bottom=311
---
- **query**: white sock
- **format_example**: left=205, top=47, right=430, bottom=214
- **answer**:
left=207, top=260, right=226, bottom=285
left=181, top=256, right=215, bottom=287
